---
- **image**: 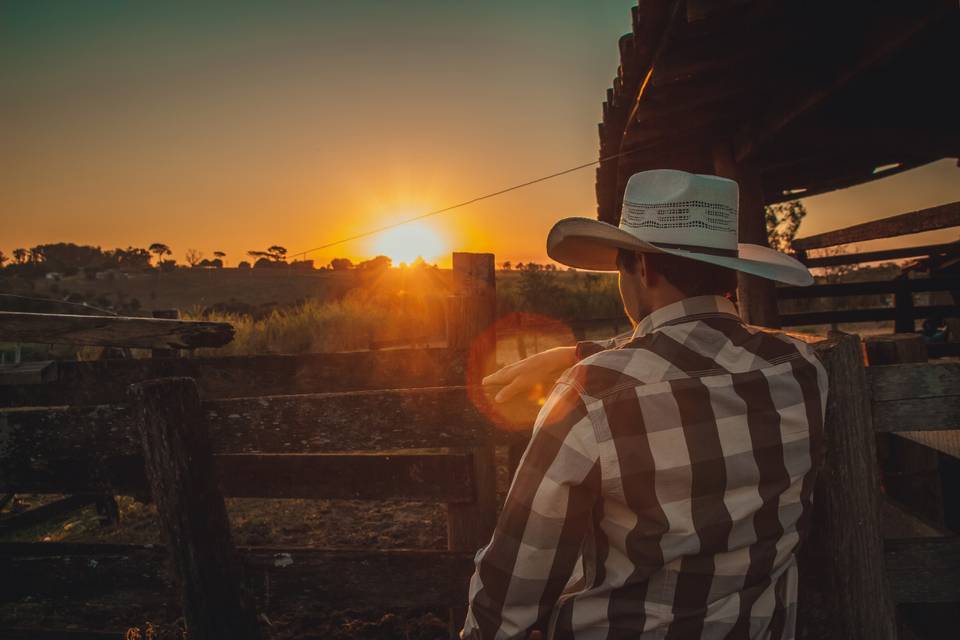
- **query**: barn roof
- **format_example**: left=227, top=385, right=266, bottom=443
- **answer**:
left=596, top=0, right=960, bottom=224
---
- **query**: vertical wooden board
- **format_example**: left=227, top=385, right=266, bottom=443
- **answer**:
left=446, top=253, right=499, bottom=637
left=711, top=142, right=781, bottom=328
left=797, top=334, right=897, bottom=640
left=129, top=377, right=261, bottom=640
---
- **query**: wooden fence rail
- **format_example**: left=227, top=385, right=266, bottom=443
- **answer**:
left=0, top=347, right=468, bottom=407
left=791, top=201, right=960, bottom=251
left=0, top=311, right=234, bottom=350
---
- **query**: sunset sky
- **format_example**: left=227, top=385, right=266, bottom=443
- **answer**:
left=3, top=1, right=959, bottom=268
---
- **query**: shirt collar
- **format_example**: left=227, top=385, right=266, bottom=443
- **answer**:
left=633, top=295, right=741, bottom=338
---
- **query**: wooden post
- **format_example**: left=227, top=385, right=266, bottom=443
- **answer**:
left=446, top=253, right=499, bottom=635
left=894, top=278, right=915, bottom=334
left=797, top=333, right=897, bottom=640
left=151, top=309, right=182, bottom=358
left=129, top=377, right=261, bottom=640
left=712, top=141, right=781, bottom=328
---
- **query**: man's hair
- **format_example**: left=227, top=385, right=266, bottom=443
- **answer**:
left=616, top=248, right=738, bottom=298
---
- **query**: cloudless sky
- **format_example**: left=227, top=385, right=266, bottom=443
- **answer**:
left=3, top=1, right=959, bottom=267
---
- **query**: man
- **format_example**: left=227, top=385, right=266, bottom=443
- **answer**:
left=462, top=170, right=828, bottom=639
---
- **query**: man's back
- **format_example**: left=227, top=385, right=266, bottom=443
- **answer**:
left=462, top=296, right=827, bottom=640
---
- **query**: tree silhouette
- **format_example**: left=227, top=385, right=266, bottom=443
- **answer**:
left=12, top=248, right=27, bottom=264
left=184, top=248, right=204, bottom=267
left=765, top=200, right=807, bottom=254
left=0, top=251, right=7, bottom=267
left=148, top=243, right=172, bottom=265
left=501, top=260, right=512, bottom=270
left=247, top=246, right=288, bottom=263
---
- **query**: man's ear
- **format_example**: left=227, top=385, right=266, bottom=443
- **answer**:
left=638, top=253, right=652, bottom=289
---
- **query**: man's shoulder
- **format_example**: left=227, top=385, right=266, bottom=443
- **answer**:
left=562, top=323, right=824, bottom=400
left=561, top=335, right=687, bottom=400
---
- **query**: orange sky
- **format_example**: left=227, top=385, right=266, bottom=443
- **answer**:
left=2, top=2, right=958, bottom=268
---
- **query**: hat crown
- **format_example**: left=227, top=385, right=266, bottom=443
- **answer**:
left=619, top=169, right=739, bottom=251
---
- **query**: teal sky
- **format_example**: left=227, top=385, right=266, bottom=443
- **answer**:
left=2, top=1, right=959, bottom=266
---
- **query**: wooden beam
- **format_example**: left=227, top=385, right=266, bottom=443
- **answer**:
left=800, top=242, right=960, bottom=268
left=0, top=387, right=537, bottom=492
left=130, top=378, right=261, bottom=640
left=776, top=276, right=960, bottom=299
left=0, top=311, right=234, bottom=349
left=869, top=362, right=960, bottom=433
left=0, top=495, right=97, bottom=535
left=0, top=542, right=475, bottom=609
left=798, top=334, right=897, bottom=639
left=712, top=142, right=781, bottom=327
left=0, top=347, right=467, bottom=407
left=779, top=305, right=957, bottom=328
left=0, top=361, right=57, bottom=386
left=884, top=537, right=960, bottom=603
left=733, top=4, right=948, bottom=162
left=1, top=451, right=477, bottom=501
left=792, top=202, right=960, bottom=251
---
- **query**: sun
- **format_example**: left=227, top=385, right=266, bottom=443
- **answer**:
left=370, top=221, right=445, bottom=265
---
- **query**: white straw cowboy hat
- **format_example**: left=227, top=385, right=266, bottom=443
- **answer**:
left=547, top=169, right=814, bottom=286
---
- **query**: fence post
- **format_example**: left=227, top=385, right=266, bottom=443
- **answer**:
left=446, top=253, right=498, bottom=635
left=129, top=377, right=262, bottom=640
left=894, top=278, right=915, bottom=333
left=798, top=333, right=897, bottom=640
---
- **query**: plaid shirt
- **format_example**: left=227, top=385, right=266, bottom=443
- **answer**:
left=462, top=295, right=827, bottom=640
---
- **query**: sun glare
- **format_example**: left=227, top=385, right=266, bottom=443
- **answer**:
left=371, top=221, right=446, bottom=265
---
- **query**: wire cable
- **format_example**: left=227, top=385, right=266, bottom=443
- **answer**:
left=289, top=147, right=634, bottom=260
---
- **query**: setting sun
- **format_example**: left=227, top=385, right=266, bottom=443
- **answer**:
left=370, top=221, right=446, bottom=265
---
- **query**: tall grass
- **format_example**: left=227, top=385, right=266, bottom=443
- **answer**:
left=188, top=289, right=448, bottom=356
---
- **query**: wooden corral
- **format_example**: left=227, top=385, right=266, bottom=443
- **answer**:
left=2, top=252, right=959, bottom=639
left=595, top=0, right=959, bottom=326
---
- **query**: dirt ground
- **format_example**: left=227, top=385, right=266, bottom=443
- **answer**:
left=0, top=447, right=518, bottom=639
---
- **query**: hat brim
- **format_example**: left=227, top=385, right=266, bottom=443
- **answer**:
left=547, top=217, right=814, bottom=286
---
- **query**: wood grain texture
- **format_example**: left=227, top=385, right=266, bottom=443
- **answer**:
left=0, top=311, right=234, bottom=349
left=0, top=347, right=468, bottom=407
left=868, top=362, right=960, bottom=432
left=884, top=537, right=960, bottom=603
left=0, top=542, right=475, bottom=609
left=129, top=377, right=261, bottom=640
left=1, top=450, right=476, bottom=501
left=798, top=333, right=897, bottom=640
left=792, top=201, right=960, bottom=251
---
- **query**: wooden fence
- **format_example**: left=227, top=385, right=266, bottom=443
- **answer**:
left=1, top=252, right=958, bottom=638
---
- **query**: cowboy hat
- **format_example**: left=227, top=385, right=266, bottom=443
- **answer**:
left=547, top=169, right=814, bottom=286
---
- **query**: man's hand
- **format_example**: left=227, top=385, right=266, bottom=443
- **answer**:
left=482, top=346, right=577, bottom=403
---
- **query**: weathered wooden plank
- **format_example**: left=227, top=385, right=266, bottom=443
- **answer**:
left=129, top=378, right=260, bottom=640
left=0, top=362, right=58, bottom=386
left=0, top=451, right=476, bottom=501
left=885, top=537, right=960, bottom=603
left=0, top=348, right=467, bottom=407
left=792, top=202, right=960, bottom=251
left=0, top=311, right=234, bottom=349
left=868, top=362, right=960, bottom=402
left=780, top=305, right=956, bottom=327
left=798, top=334, right=897, bottom=640
left=0, top=495, right=97, bottom=534
left=800, top=242, right=960, bottom=268
left=872, top=397, right=960, bottom=433
left=0, top=385, right=534, bottom=459
left=776, top=276, right=960, bottom=299
left=0, top=543, right=475, bottom=609
left=869, top=362, right=960, bottom=432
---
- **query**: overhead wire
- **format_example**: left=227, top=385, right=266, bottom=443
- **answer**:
left=288, top=147, right=638, bottom=260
